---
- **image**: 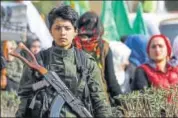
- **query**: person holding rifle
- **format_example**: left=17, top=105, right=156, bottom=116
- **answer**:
left=16, top=5, right=112, bottom=118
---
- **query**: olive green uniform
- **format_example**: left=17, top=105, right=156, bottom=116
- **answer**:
left=16, top=45, right=112, bottom=117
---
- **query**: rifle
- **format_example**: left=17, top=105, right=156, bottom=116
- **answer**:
left=9, top=42, right=93, bottom=118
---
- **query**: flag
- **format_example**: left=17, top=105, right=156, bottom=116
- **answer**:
left=133, top=2, right=148, bottom=35
left=100, top=1, right=120, bottom=41
left=143, top=1, right=157, bottom=13
left=62, top=0, right=70, bottom=5
left=78, top=1, right=90, bottom=15
left=62, top=0, right=90, bottom=16
left=112, top=0, right=133, bottom=37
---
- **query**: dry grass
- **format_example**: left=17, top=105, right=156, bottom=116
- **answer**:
left=114, top=86, right=178, bottom=117
left=1, top=86, right=178, bottom=117
left=1, top=91, right=20, bottom=117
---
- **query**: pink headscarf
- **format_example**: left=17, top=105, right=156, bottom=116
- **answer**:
left=147, top=34, right=172, bottom=58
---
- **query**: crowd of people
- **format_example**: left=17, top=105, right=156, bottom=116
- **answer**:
left=1, top=4, right=178, bottom=117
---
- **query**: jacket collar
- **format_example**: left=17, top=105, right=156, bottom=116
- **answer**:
left=145, top=59, right=172, bottom=73
left=51, top=41, right=74, bottom=57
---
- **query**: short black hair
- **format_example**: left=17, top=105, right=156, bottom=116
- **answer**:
left=47, top=5, right=79, bottom=30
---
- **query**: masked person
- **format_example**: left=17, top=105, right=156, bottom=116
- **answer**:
left=73, top=11, right=121, bottom=103
left=134, top=34, right=178, bottom=90
left=16, top=5, right=112, bottom=118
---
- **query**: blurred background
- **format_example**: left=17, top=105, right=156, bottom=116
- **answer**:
left=1, top=1, right=178, bottom=117
left=1, top=0, right=178, bottom=49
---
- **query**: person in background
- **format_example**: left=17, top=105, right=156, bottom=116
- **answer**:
left=124, top=35, right=149, bottom=67
left=173, top=36, right=178, bottom=58
left=109, top=41, right=132, bottom=94
left=73, top=11, right=121, bottom=103
left=1, top=53, right=7, bottom=90
left=169, top=36, right=178, bottom=66
left=20, top=32, right=41, bottom=63
left=26, top=32, right=41, bottom=55
left=120, top=35, right=129, bottom=43
left=124, top=35, right=149, bottom=90
left=1, top=40, right=23, bottom=92
left=133, top=34, right=178, bottom=90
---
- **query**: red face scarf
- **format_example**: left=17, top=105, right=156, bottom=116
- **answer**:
left=73, top=36, right=104, bottom=69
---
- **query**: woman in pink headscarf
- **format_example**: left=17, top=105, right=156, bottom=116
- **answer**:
left=134, top=34, right=178, bottom=90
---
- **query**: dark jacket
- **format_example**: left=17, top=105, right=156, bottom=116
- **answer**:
left=105, top=47, right=121, bottom=97
left=133, top=67, right=150, bottom=90
left=16, top=45, right=112, bottom=117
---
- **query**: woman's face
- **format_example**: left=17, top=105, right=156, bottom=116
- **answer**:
left=30, top=41, right=41, bottom=55
left=149, top=37, right=168, bottom=62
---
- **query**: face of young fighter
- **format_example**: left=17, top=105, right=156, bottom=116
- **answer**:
left=51, top=18, right=77, bottom=49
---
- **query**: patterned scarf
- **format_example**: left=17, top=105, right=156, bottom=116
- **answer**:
left=73, top=36, right=103, bottom=69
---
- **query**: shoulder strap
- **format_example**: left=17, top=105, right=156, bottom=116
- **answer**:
left=75, top=48, right=87, bottom=69
left=35, top=48, right=51, bottom=69
left=74, top=47, right=94, bottom=115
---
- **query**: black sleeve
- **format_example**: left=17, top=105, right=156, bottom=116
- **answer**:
left=105, top=48, right=121, bottom=97
left=133, top=67, right=150, bottom=90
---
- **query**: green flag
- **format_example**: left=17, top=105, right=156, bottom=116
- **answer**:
left=143, top=1, right=157, bottom=13
left=62, top=0, right=70, bottom=5
left=133, top=2, right=148, bottom=35
left=112, top=0, right=133, bottom=37
left=62, top=0, right=90, bottom=16
left=100, top=1, right=120, bottom=41
left=78, top=1, right=90, bottom=15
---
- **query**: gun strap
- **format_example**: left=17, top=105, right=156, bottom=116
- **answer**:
left=74, top=48, right=93, bottom=115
